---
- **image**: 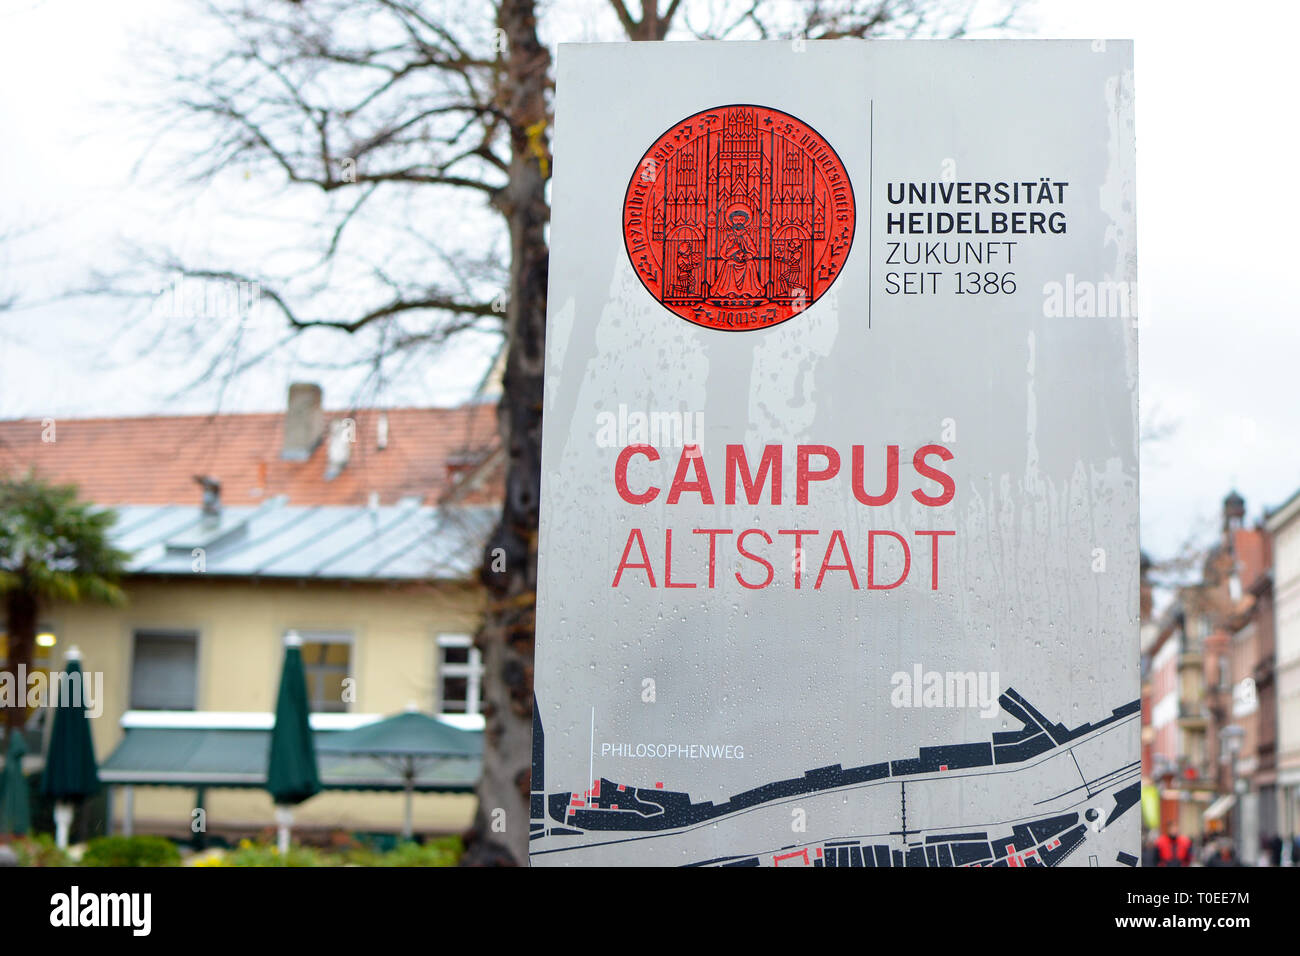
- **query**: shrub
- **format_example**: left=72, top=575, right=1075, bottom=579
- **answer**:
left=224, top=839, right=337, bottom=867
left=218, top=836, right=463, bottom=866
left=80, top=835, right=181, bottom=867
left=359, top=836, right=463, bottom=867
left=11, top=834, right=72, bottom=867
left=388, top=836, right=461, bottom=867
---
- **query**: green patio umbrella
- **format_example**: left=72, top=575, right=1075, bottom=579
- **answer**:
left=0, top=729, right=31, bottom=836
left=40, top=648, right=100, bottom=849
left=267, top=632, right=320, bottom=853
left=317, top=704, right=481, bottom=840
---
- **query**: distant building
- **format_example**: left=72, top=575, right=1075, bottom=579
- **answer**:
left=1146, top=598, right=1214, bottom=837
left=1266, top=485, right=1300, bottom=854
left=1146, top=491, right=1271, bottom=852
left=0, top=385, right=502, bottom=840
left=1139, top=551, right=1157, bottom=822
left=1203, top=495, right=1275, bottom=863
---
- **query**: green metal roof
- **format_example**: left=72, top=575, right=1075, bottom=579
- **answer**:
left=101, top=726, right=480, bottom=793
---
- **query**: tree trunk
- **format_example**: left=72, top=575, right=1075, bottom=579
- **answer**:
left=3, top=588, right=38, bottom=731
left=460, top=0, right=550, bottom=867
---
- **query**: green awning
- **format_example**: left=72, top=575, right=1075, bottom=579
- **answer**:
left=101, top=727, right=480, bottom=793
left=316, top=710, right=480, bottom=758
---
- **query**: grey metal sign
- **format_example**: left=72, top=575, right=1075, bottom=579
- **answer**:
left=532, top=39, right=1139, bottom=867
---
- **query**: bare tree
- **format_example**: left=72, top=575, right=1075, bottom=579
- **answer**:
left=0, top=225, right=38, bottom=313
left=122, top=0, right=1023, bottom=865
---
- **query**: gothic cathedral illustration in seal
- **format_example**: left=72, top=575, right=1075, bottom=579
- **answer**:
left=622, top=104, right=856, bottom=331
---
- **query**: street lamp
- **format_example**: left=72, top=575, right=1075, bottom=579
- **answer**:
left=1220, top=725, right=1245, bottom=860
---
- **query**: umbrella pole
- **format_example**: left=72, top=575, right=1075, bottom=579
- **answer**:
left=53, top=802, right=74, bottom=851
left=274, top=805, right=293, bottom=855
left=403, top=759, right=414, bottom=842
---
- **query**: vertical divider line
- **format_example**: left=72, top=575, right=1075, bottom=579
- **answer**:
left=869, top=98, right=874, bottom=330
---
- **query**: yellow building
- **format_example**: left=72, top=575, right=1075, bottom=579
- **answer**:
left=0, top=387, right=502, bottom=841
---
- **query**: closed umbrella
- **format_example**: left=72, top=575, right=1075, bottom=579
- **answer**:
left=0, top=729, right=31, bottom=836
left=40, top=647, right=100, bottom=849
left=266, top=632, right=320, bottom=854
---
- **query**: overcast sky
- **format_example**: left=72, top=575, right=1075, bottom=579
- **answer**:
left=1, top=0, right=1297, bottom=562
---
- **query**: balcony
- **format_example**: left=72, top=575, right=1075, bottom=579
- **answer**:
left=1177, top=701, right=1208, bottom=727
left=1154, top=756, right=1214, bottom=789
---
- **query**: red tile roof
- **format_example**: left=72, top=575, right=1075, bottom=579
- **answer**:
left=0, top=403, right=503, bottom=507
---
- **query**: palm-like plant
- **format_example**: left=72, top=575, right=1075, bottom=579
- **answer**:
left=0, top=473, right=128, bottom=729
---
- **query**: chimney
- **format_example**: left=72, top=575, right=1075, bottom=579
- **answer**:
left=324, top=418, right=354, bottom=480
left=194, top=475, right=222, bottom=518
left=282, top=383, right=325, bottom=461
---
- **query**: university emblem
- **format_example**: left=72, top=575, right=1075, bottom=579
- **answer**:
left=622, top=105, right=855, bottom=331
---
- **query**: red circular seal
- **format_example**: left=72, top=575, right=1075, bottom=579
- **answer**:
left=623, top=104, right=855, bottom=331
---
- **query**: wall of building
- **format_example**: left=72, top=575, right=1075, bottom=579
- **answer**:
left=42, top=575, right=484, bottom=835
left=113, top=786, right=477, bottom=838
left=1274, top=512, right=1300, bottom=841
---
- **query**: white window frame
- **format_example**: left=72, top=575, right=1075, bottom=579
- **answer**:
left=436, top=633, right=483, bottom=717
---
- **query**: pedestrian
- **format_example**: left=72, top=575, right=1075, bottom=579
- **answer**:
left=1206, top=839, right=1240, bottom=867
left=1268, top=834, right=1282, bottom=867
left=1155, top=822, right=1193, bottom=867
left=1141, top=832, right=1159, bottom=868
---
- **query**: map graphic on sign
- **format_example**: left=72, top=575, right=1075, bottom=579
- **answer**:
left=530, top=688, right=1141, bottom=867
left=535, top=40, right=1138, bottom=867
left=622, top=104, right=855, bottom=331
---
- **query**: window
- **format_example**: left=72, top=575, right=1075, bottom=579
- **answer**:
left=437, top=633, right=483, bottom=716
left=0, top=625, right=58, bottom=723
left=0, top=627, right=56, bottom=671
left=294, top=631, right=352, bottom=713
left=130, top=631, right=199, bottom=710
